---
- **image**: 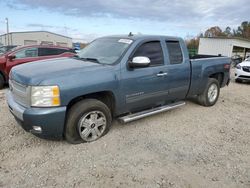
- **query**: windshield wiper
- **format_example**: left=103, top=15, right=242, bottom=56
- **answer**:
left=75, top=56, right=101, bottom=64
left=84, top=57, right=100, bottom=64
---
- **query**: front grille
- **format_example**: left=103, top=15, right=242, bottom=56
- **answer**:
left=239, top=75, right=250, bottom=79
left=242, top=66, right=250, bottom=73
left=9, top=80, right=30, bottom=107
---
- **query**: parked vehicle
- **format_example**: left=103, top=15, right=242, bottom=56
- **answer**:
left=0, top=45, right=76, bottom=89
left=7, top=35, right=231, bottom=143
left=231, top=55, right=243, bottom=67
left=235, top=57, right=250, bottom=82
left=0, top=45, right=18, bottom=55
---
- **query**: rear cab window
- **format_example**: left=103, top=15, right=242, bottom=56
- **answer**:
left=165, top=41, right=183, bottom=64
left=133, top=41, right=164, bottom=66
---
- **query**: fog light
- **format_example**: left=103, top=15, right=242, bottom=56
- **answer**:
left=32, top=126, right=42, bottom=132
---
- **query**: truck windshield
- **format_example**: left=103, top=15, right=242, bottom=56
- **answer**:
left=77, top=38, right=133, bottom=64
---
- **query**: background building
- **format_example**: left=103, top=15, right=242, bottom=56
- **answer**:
left=72, top=38, right=88, bottom=51
left=0, top=31, right=72, bottom=47
left=198, top=37, right=250, bottom=58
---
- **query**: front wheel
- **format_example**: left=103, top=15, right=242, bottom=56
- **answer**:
left=65, top=99, right=112, bottom=144
left=197, top=78, right=220, bottom=107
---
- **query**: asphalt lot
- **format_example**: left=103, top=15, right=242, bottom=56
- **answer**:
left=0, top=79, right=250, bottom=188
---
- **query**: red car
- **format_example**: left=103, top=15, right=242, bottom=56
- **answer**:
left=0, top=45, right=76, bottom=89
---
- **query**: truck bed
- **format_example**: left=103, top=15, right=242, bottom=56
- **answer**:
left=187, top=55, right=231, bottom=97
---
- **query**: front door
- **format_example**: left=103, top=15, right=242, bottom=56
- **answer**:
left=120, top=40, right=170, bottom=112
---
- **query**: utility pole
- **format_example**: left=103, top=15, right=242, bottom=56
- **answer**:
left=5, top=18, right=9, bottom=45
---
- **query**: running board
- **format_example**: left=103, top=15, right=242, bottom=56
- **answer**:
left=118, top=101, right=185, bottom=123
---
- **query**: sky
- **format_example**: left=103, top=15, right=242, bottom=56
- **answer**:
left=0, top=0, right=248, bottom=42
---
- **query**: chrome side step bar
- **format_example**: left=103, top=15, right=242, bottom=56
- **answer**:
left=118, top=101, right=185, bottom=123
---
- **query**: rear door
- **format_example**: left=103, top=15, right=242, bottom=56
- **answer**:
left=120, top=40, right=170, bottom=112
left=6, top=47, right=39, bottom=75
left=163, top=40, right=190, bottom=100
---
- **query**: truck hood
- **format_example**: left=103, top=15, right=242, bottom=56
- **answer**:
left=11, top=57, right=111, bottom=85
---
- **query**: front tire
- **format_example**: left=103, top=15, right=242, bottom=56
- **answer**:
left=65, top=99, right=112, bottom=144
left=197, top=78, right=220, bottom=107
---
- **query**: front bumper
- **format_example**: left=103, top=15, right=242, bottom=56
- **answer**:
left=7, top=91, right=67, bottom=139
left=235, top=68, right=250, bottom=81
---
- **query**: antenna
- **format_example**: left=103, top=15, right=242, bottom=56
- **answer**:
left=128, top=32, right=133, bottom=37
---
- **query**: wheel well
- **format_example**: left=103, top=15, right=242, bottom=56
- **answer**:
left=67, top=91, right=116, bottom=116
left=209, top=73, right=224, bottom=87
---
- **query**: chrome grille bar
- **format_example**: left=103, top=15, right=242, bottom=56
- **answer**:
left=9, top=80, right=30, bottom=107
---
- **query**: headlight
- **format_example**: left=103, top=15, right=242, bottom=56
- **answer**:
left=31, top=86, right=60, bottom=107
left=236, top=64, right=241, bottom=69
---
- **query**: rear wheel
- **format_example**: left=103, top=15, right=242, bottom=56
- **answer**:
left=0, top=74, right=4, bottom=89
left=197, top=78, right=220, bottom=107
left=65, top=99, right=112, bottom=144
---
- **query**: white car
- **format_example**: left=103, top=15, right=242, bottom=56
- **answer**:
left=235, top=58, right=250, bottom=83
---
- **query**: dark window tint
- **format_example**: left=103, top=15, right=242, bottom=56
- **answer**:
left=38, top=48, right=68, bottom=56
left=166, top=41, right=183, bottom=64
left=133, top=41, right=164, bottom=66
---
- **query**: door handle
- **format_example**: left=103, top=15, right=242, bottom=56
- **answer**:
left=157, top=72, right=168, bottom=77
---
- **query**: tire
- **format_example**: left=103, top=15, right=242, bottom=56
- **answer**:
left=65, top=99, right=112, bottom=144
left=197, top=78, right=220, bottom=107
left=235, top=78, right=242, bottom=83
left=0, top=74, right=4, bottom=89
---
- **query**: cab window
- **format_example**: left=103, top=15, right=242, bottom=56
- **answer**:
left=133, top=41, right=164, bottom=66
left=166, top=41, right=183, bottom=64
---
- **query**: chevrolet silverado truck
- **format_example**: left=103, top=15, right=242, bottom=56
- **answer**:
left=7, top=35, right=230, bottom=144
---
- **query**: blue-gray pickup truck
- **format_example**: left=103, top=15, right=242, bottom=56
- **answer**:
left=7, top=35, right=230, bottom=143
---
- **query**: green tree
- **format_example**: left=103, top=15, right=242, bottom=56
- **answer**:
left=204, top=26, right=226, bottom=37
left=238, top=21, right=250, bottom=38
left=224, top=26, right=232, bottom=37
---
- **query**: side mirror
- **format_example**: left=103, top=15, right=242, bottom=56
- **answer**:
left=8, top=54, right=16, bottom=61
left=129, top=56, right=150, bottom=68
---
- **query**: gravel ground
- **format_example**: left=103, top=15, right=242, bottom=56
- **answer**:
left=0, top=78, right=250, bottom=188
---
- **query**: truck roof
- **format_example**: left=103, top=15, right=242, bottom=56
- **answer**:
left=101, top=34, right=182, bottom=41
